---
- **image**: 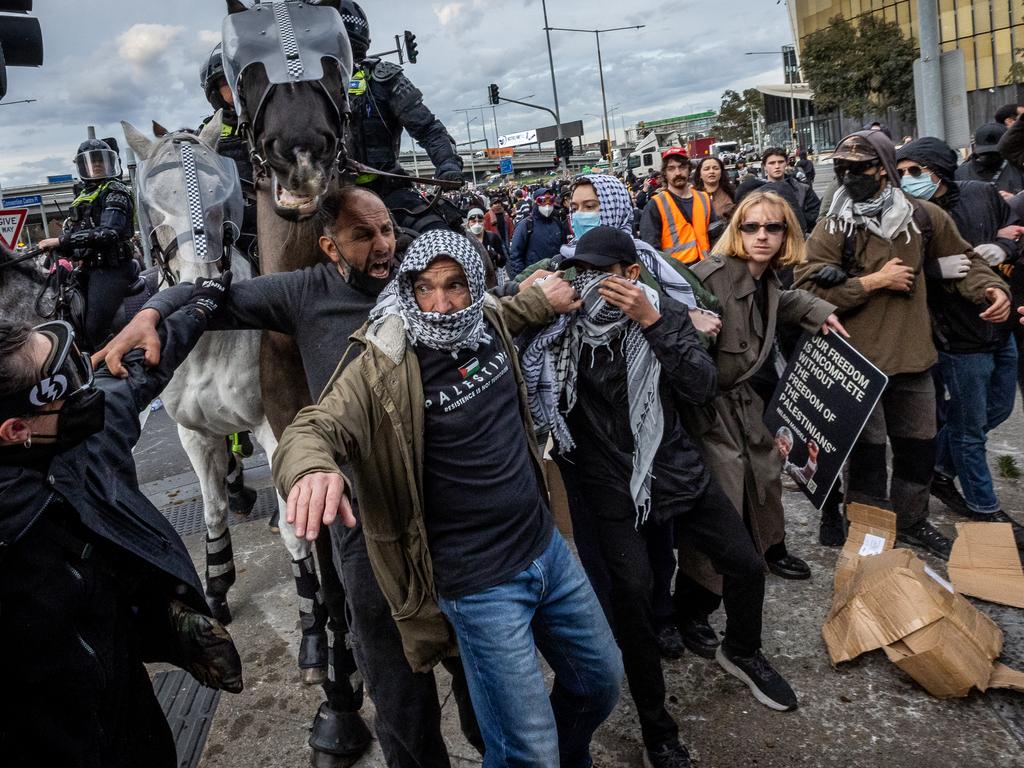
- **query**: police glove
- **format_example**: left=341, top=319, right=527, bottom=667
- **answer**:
left=188, top=270, right=233, bottom=319
left=812, top=265, right=848, bottom=287
left=973, top=243, right=1007, bottom=267
left=437, top=170, right=465, bottom=184
left=933, top=254, right=971, bottom=280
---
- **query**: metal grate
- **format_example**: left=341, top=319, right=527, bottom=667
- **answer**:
left=159, top=486, right=279, bottom=538
left=153, top=669, right=221, bottom=768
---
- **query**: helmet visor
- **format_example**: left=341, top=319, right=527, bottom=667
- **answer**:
left=75, top=149, right=121, bottom=181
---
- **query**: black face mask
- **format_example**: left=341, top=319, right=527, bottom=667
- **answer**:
left=32, top=388, right=106, bottom=450
left=842, top=172, right=883, bottom=203
left=975, top=153, right=1004, bottom=171
left=332, top=238, right=394, bottom=297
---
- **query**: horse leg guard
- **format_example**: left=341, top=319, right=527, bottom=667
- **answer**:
left=294, top=554, right=329, bottom=685
left=206, top=529, right=236, bottom=625
left=308, top=702, right=372, bottom=768
left=225, top=449, right=258, bottom=517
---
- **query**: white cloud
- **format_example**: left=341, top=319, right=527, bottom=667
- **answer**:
left=117, top=23, right=185, bottom=67
left=433, top=3, right=465, bottom=26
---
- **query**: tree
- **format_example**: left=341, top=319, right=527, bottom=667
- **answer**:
left=1006, top=48, right=1024, bottom=84
left=802, top=14, right=917, bottom=121
left=712, top=88, right=764, bottom=143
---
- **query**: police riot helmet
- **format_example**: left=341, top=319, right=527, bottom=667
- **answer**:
left=74, top=139, right=121, bottom=183
left=201, top=43, right=233, bottom=113
left=338, top=1, right=370, bottom=61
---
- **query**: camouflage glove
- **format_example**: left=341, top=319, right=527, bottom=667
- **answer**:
left=168, top=599, right=244, bottom=693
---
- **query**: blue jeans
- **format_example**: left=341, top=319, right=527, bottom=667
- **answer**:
left=438, top=530, right=623, bottom=768
left=935, top=336, right=1018, bottom=514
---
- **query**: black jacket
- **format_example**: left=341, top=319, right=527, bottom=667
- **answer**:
left=566, top=296, right=717, bottom=520
left=348, top=59, right=463, bottom=193
left=0, top=306, right=211, bottom=614
left=927, top=180, right=1016, bottom=353
left=954, top=157, right=1024, bottom=195
left=736, top=176, right=820, bottom=233
left=59, top=180, right=134, bottom=267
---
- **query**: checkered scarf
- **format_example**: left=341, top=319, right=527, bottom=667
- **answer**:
left=562, top=174, right=696, bottom=309
left=371, top=230, right=492, bottom=355
left=522, top=269, right=663, bottom=525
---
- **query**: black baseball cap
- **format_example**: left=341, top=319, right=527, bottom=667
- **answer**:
left=974, top=121, right=1007, bottom=154
left=562, top=225, right=637, bottom=269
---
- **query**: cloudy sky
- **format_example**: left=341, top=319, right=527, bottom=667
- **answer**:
left=0, top=0, right=793, bottom=188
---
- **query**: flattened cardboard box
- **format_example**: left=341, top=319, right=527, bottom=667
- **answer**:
left=947, top=522, right=1024, bottom=609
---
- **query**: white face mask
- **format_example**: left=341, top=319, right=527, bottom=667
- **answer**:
left=538, top=205, right=554, bottom=217
left=469, top=223, right=484, bottom=235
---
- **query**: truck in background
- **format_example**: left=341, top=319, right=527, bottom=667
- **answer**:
left=686, top=136, right=716, bottom=158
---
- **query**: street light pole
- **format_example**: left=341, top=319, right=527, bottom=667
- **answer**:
left=540, top=0, right=567, bottom=174
left=464, top=114, right=477, bottom=183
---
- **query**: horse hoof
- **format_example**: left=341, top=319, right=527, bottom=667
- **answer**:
left=229, top=486, right=258, bottom=517
left=301, top=666, right=328, bottom=686
left=207, top=595, right=232, bottom=626
left=309, top=703, right=372, bottom=767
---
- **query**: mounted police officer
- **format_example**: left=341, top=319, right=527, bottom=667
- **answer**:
left=340, top=1, right=466, bottom=233
left=38, top=139, right=136, bottom=352
left=200, top=43, right=259, bottom=268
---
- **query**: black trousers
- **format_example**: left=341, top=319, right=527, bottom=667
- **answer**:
left=0, top=510, right=176, bottom=768
left=574, top=477, right=764, bottom=751
left=79, top=259, right=138, bottom=351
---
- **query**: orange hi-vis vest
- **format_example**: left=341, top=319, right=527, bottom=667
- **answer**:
left=653, top=189, right=711, bottom=264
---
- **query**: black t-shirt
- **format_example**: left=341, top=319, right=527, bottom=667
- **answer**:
left=417, top=329, right=552, bottom=599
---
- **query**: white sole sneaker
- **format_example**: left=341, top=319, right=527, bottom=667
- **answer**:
left=714, top=645, right=797, bottom=712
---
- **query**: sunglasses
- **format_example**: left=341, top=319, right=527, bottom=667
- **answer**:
left=467, top=215, right=484, bottom=222
left=834, top=159, right=881, bottom=178
left=0, top=320, right=94, bottom=420
left=898, top=165, right=928, bottom=178
left=738, top=221, right=787, bottom=235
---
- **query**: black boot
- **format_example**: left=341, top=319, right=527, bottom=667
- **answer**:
left=819, top=505, right=847, bottom=547
left=293, top=554, right=329, bottom=685
left=225, top=450, right=258, bottom=517
left=205, top=529, right=236, bottom=625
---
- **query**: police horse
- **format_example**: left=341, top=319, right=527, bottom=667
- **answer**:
left=122, top=115, right=327, bottom=684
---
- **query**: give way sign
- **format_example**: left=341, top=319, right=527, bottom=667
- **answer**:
left=0, top=208, right=28, bottom=249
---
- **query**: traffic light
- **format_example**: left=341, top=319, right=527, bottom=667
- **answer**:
left=555, top=137, right=574, bottom=158
left=599, top=139, right=610, bottom=160
left=0, top=1, right=44, bottom=100
left=488, top=83, right=500, bottom=105
left=403, top=31, right=418, bottom=64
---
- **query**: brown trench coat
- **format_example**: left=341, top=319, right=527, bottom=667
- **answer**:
left=679, top=254, right=835, bottom=594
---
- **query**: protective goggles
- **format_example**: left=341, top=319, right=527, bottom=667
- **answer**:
left=534, top=195, right=555, bottom=205
left=467, top=213, right=485, bottom=222
left=738, top=221, right=787, bottom=235
left=897, top=164, right=929, bottom=178
left=0, top=321, right=94, bottom=420
left=833, top=159, right=881, bottom=178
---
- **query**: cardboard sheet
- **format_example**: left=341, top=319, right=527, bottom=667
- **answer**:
left=948, top=522, right=1024, bottom=609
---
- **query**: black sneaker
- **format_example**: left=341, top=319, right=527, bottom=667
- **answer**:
left=961, top=509, right=1024, bottom=550
left=896, top=519, right=952, bottom=560
left=715, top=645, right=798, bottom=711
left=642, top=741, right=692, bottom=768
left=930, top=473, right=972, bottom=517
left=679, top=615, right=720, bottom=659
left=655, top=622, right=686, bottom=660
left=766, top=553, right=811, bottom=580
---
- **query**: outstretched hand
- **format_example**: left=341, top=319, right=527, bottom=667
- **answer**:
left=286, top=472, right=356, bottom=542
left=92, top=308, right=163, bottom=376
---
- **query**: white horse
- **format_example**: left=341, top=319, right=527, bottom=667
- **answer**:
left=122, top=116, right=327, bottom=684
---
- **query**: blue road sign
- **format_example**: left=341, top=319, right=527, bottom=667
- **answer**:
left=47, top=174, right=73, bottom=184
left=2, top=195, right=42, bottom=207
left=500, top=158, right=514, bottom=175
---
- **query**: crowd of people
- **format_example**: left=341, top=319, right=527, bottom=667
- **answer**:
left=4, top=0, right=1024, bottom=763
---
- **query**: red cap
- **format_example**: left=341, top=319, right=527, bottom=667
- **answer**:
left=661, top=147, right=689, bottom=161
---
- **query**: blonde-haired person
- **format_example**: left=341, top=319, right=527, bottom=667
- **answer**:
left=672, top=190, right=847, bottom=659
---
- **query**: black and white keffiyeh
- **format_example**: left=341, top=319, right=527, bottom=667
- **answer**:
left=522, top=269, right=664, bottom=526
left=370, top=230, right=492, bottom=355
left=561, top=174, right=696, bottom=309
left=825, top=184, right=919, bottom=243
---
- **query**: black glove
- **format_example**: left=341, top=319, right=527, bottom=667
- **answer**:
left=813, top=265, right=848, bottom=287
left=167, top=599, right=244, bottom=693
left=437, top=170, right=465, bottom=184
left=189, top=270, right=232, bottom=318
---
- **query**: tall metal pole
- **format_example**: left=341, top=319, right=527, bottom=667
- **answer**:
left=595, top=31, right=612, bottom=161
left=541, top=0, right=567, bottom=174
left=464, top=114, right=477, bottom=183
left=491, top=105, right=500, bottom=146
left=918, top=0, right=945, bottom=138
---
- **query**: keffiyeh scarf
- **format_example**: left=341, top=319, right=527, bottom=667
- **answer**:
left=561, top=174, right=696, bottom=309
left=826, top=184, right=919, bottom=243
left=369, top=230, right=492, bottom=355
left=522, top=269, right=664, bottom=526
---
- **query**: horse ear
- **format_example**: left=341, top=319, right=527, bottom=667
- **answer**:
left=152, top=120, right=169, bottom=138
left=121, top=121, right=155, bottom=160
left=226, top=0, right=248, bottom=13
left=198, top=110, right=224, bottom=149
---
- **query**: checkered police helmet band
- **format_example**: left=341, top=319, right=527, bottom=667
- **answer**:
left=342, top=14, right=367, bottom=31
left=180, top=143, right=208, bottom=262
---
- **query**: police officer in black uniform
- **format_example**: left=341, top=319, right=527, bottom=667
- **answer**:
left=340, top=1, right=465, bottom=232
left=38, top=140, right=136, bottom=352
left=200, top=43, right=259, bottom=268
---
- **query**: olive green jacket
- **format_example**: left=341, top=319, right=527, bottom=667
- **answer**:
left=272, top=288, right=553, bottom=672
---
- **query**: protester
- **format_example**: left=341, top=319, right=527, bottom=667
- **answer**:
left=272, top=230, right=622, bottom=768
left=507, top=186, right=568, bottom=279
left=640, top=148, right=718, bottom=264
left=796, top=131, right=1011, bottom=560
left=693, top=155, right=736, bottom=220
left=895, top=138, right=1024, bottom=547
left=956, top=122, right=1024, bottom=195
left=797, top=149, right=816, bottom=185
left=743, top=147, right=821, bottom=234
left=0, top=283, right=242, bottom=767
left=466, top=206, right=507, bottom=270
left=995, top=103, right=1024, bottom=128
left=522, top=224, right=797, bottom=768
left=484, top=197, right=514, bottom=250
